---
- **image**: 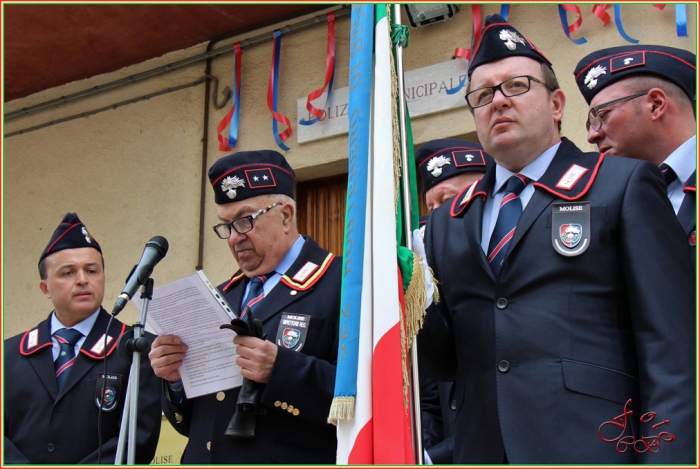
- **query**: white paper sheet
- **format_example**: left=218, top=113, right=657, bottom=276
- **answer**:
left=133, top=271, right=242, bottom=398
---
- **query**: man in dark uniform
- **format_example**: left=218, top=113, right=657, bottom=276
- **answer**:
left=416, top=138, right=494, bottom=464
left=3, top=213, right=161, bottom=464
left=574, top=45, right=696, bottom=267
left=148, top=150, right=341, bottom=464
left=417, top=15, right=695, bottom=464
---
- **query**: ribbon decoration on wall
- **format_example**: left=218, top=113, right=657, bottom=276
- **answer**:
left=446, top=4, right=482, bottom=95
left=653, top=4, right=688, bottom=37
left=299, top=12, right=336, bottom=126
left=268, top=29, right=292, bottom=151
left=500, top=4, right=510, bottom=21
left=558, top=4, right=588, bottom=44
left=217, top=43, right=243, bottom=152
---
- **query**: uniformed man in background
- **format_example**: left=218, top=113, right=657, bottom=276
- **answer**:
left=574, top=45, right=696, bottom=267
left=415, top=138, right=494, bottom=464
left=3, top=213, right=161, bottom=464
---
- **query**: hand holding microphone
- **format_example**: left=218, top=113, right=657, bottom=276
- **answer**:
left=112, top=236, right=169, bottom=316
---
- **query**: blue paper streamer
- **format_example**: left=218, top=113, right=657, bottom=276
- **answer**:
left=614, top=4, right=639, bottom=44
left=500, top=4, right=510, bottom=21
left=558, top=5, right=587, bottom=45
left=676, top=4, right=688, bottom=37
left=271, top=30, right=290, bottom=151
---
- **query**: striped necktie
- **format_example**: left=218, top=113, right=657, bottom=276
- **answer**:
left=54, top=328, right=83, bottom=391
left=240, top=272, right=273, bottom=319
left=659, top=163, right=678, bottom=188
left=487, top=174, right=529, bottom=277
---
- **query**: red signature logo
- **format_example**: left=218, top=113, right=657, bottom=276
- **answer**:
left=598, top=399, right=676, bottom=453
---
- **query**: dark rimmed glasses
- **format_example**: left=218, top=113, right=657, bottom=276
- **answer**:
left=466, top=75, right=546, bottom=109
left=213, top=202, right=283, bottom=239
left=586, top=91, right=649, bottom=132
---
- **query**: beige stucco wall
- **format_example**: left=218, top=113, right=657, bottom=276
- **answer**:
left=3, top=4, right=696, bottom=338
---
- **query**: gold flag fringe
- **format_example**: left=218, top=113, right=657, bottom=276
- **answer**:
left=328, top=396, right=355, bottom=426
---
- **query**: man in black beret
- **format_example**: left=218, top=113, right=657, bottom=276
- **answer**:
left=3, top=213, right=161, bottom=464
left=417, top=14, right=695, bottom=464
left=574, top=45, right=696, bottom=266
left=415, top=138, right=493, bottom=464
left=148, top=150, right=342, bottom=464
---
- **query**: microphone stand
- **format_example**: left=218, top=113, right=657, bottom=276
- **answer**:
left=115, top=278, right=154, bottom=465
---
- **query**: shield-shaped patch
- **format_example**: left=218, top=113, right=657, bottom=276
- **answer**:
left=552, top=202, right=591, bottom=257
left=276, top=313, right=310, bottom=352
left=95, top=372, right=122, bottom=412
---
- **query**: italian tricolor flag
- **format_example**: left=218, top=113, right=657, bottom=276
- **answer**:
left=329, top=4, right=425, bottom=464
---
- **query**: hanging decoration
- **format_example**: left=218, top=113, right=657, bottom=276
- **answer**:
left=446, top=4, right=482, bottom=96
left=267, top=29, right=292, bottom=151
left=299, top=12, right=336, bottom=126
left=653, top=4, right=688, bottom=37
left=558, top=4, right=587, bottom=44
left=216, top=43, right=243, bottom=152
left=500, top=4, right=510, bottom=21
left=613, top=4, right=639, bottom=43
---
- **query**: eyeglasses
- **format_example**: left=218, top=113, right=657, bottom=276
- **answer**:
left=213, top=202, right=283, bottom=239
left=466, top=75, right=547, bottom=109
left=586, top=91, right=649, bottom=132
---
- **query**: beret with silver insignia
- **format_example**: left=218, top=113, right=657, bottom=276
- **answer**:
left=574, top=45, right=696, bottom=104
left=208, top=150, right=295, bottom=204
left=468, top=14, right=552, bottom=76
left=39, top=212, right=102, bottom=266
left=416, top=138, right=494, bottom=193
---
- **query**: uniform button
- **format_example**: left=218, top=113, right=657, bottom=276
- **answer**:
left=496, top=298, right=508, bottom=310
left=450, top=400, right=457, bottom=410
left=46, top=443, right=55, bottom=452
left=287, top=405, right=295, bottom=413
left=206, top=441, right=211, bottom=451
left=281, top=402, right=288, bottom=410
left=216, top=391, right=225, bottom=401
left=274, top=401, right=282, bottom=407
left=498, top=360, right=510, bottom=372
left=292, top=408, right=300, bottom=416
left=175, top=413, right=183, bottom=424
left=290, top=290, right=298, bottom=296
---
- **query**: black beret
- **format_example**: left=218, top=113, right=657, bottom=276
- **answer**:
left=416, top=138, right=494, bottom=193
left=574, top=45, right=696, bottom=104
left=208, top=150, right=295, bottom=204
left=39, top=213, right=102, bottom=266
left=468, top=14, right=552, bottom=76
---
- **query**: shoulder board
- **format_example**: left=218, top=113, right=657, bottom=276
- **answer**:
left=451, top=180, right=486, bottom=217
left=19, top=328, right=52, bottom=356
left=533, top=153, right=605, bottom=200
left=222, top=270, right=246, bottom=292
left=280, top=253, right=335, bottom=291
left=80, top=323, right=127, bottom=359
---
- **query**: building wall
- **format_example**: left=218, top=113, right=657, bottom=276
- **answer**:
left=3, top=4, right=696, bottom=337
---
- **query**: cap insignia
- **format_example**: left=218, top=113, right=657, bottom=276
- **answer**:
left=584, top=65, right=607, bottom=90
left=499, top=29, right=526, bottom=51
left=427, top=155, right=451, bottom=178
left=221, top=175, right=246, bottom=200
left=81, top=226, right=92, bottom=244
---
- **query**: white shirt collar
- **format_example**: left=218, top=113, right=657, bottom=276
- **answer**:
left=51, top=308, right=100, bottom=338
left=492, top=142, right=561, bottom=196
left=663, top=135, right=696, bottom=185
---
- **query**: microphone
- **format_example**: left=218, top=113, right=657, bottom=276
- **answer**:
left=112, top=236, right=169, bottom=316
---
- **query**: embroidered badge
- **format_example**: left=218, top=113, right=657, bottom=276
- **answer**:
left=28, top=329, right=39, bottom=348
left=556, top=164, right=589, bottom=190
left=276, top=313, right=310, bottom=352
left=611, top=52, right=645, bottom=73
left=245, top=168, right=277, bottom=188
left=292, top=262, right=319, bottom=283
left=453, top=149, right=486, bottom=167
left=90, top=334, right=114, bottom=355
left=221, top=175, right=245, bottom=200
left=427, top=155, right=451, bottom=178
left=689, top=230, right=696, bottom=246
left=499, top=29, right=526, bottom=51
left=552, top=202, right=590, bottom=256
left=95, top=372, right=122, bottom=412
left=584, top=65, right=607, bottom=90
left=82, top=226, right=93, bottom=243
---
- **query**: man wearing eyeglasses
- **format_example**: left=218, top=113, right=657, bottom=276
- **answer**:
left=574, top=45, right=696, bottom=268
left=148, top=150, right=341, bottom=464
left=417, top=14, right=695, bottom=464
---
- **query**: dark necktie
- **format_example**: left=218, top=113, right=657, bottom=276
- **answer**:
left=240, top=273, right=273, bottom=319
left=487, top=174, right=529, bottom=277
left=659, top=163, right=678, bottom=188
left=54, top=328, right=83, bottom=391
